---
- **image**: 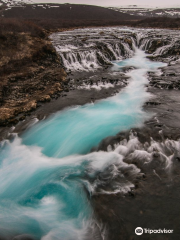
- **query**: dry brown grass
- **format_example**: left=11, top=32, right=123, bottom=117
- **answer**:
left=0, top=18, right=46, bottom=37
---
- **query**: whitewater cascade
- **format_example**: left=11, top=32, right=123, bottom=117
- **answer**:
left=51, top=27, right=180, bottom=72
left=51, top=28, right=136, bottom=71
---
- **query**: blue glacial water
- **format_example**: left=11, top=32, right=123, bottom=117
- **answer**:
left=0, top=49, right=166, bottom=240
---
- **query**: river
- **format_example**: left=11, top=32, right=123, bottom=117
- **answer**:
left=0, top=38, right=167, bottom=240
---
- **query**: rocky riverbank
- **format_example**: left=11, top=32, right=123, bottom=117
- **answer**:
left=88, top=82, right=180, bottom=240
left=0, top=19, right=67, bottom=126
left=91, top=89, right=180, bottom=240
left=90, top=62, right=180, bottom=240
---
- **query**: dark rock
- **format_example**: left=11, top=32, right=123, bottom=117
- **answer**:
left=19, top=116, right=26, bottom=121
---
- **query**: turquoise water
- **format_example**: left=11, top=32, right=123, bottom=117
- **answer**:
left=22, top=50, right=163, bottom=158
left=0, top=49, right=166, bottom=240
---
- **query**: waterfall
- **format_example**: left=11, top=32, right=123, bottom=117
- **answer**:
left=51, top=28, right=179, bottom=71
left=153, top=40, right=178, bottom=56
left=59, top=50, right=100, bottom=71
left=55, top=42, right=134, bottom=72
left=139, top=38, right=152, bottom=50
left=51, top=28, right=180, bottom=72
left=137, top=29, right=180, bottom=58
left=51, top=28, right=137, bottom=72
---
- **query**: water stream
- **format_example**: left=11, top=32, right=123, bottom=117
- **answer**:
left=0, top=48, right=166, bottom=240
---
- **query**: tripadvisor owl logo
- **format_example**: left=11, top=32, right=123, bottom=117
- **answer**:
left=135, top=227, right=143, bottom=235
left=135, top=227, right=173, bottom=235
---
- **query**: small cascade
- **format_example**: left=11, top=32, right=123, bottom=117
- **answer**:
left=137, top=30, right=180, bottom=58
left=107, top=131, right=180, bottom=174
left=59, top=50, right=100, bottom=71
left=139, top=37, right=153, bottom=51
left=153, top=42, right=174, bottom=56
left=136, top=32, right=144, bottom=46
left=153, top=40, right=180, bottom=57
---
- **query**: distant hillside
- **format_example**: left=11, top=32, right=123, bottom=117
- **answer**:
left=109, top=6, right=180, bottom=18
left=133, top=17, right=180, bottom=29
left=1, top=3, right=143, bottom=20
left=0, top=3, right=143, bottom=30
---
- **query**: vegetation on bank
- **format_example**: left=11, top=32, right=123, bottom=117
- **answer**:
left=0, top=19, right=66, bottom=126
left=0, top=18, right=46, bottom=37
